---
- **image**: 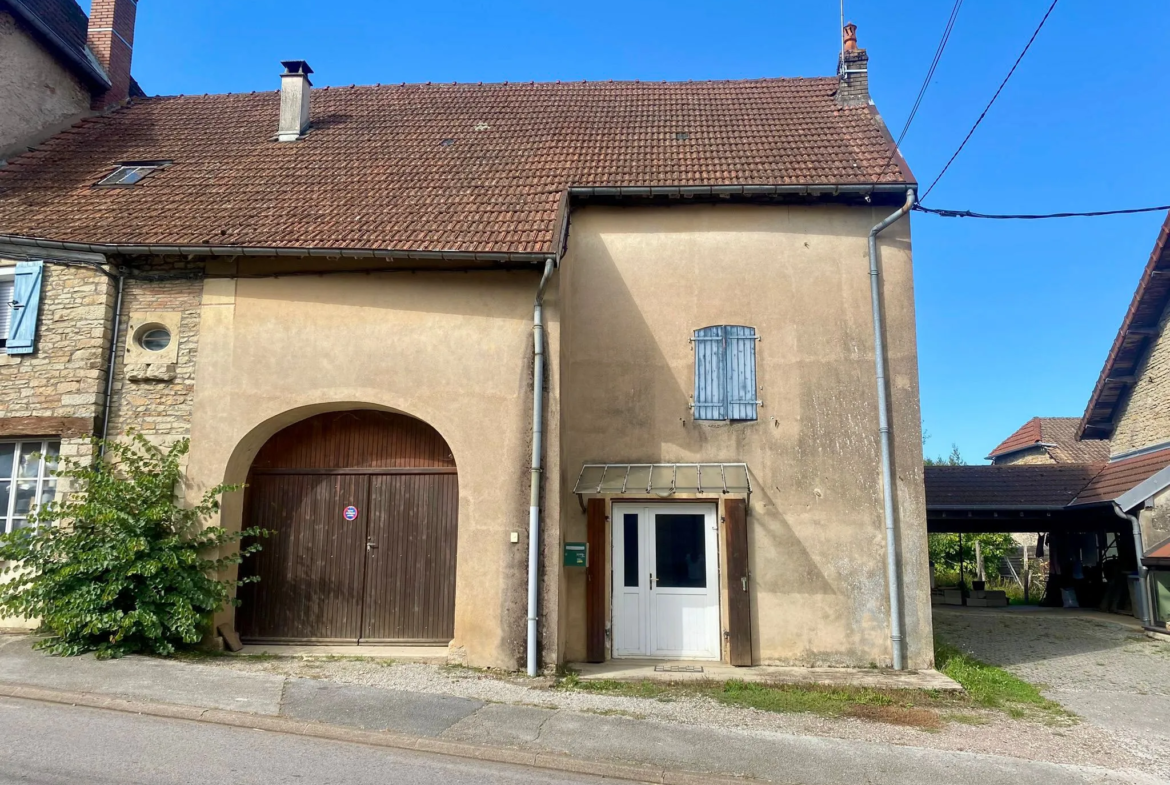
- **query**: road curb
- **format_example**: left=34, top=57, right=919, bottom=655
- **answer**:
left=0, top=681, right=757, bottom=784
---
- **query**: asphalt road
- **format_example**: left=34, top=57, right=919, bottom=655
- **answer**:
left=0, top=697, right=618, bottom=785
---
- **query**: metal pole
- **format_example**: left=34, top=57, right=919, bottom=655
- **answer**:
left=1114, top=504, right=1152, bottom=626
left=868, top=188, right=915, bottom=670
left=99, top=271, right=125, bottom=455
left=526, top=259, right=555, bottom=676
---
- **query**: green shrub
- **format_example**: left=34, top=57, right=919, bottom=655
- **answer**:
left=0, top=435, right=265, bottom=658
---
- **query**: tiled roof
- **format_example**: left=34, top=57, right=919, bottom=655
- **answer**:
left=0, top=78, right=912, bottom=256
left=1080, top=210, right=1170, bottom=438
left=5, top=0, right=108, bottom=89
left=924, top=465, right=1102, bottom=510
left=987, top=417, right=1110, bottom=463
left=1071, top=447, right=1170, bottom=506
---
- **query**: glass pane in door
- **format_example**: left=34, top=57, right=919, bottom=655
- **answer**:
left=623, top=513, right=639, bottom=587
left=654, top=513, right=706, bottom=588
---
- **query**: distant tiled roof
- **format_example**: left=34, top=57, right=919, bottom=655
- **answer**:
left=0, top=78, right=912, bottom=256
left=4, top=0, right=108, bottom=90
left=1071, top=447, right=1170, bottom=506
left=988, top=417, right=1110, bottom=463
left=925, top=465, right=1102, bottom=510
left=1081, top=210, right=1170, bottom=438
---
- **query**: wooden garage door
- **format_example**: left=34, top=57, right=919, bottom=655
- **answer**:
left=235, top=411, right=458, bottom=644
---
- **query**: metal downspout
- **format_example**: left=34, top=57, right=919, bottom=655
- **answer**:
left=527, top=258, right=556, bottom=676
left=99, top=271, right=125, bottom=456
left=869, top=188, right=916, bottom=670
left=1114, top=504, right=1153, bottom=626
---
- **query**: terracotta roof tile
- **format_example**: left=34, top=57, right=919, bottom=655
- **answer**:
left=0, top=78, right=912, bottom=255
left=988, top=417, right=1110, bottom=463
left=1071, top=447, right=1170, bottom=506
left=925, top=465, right=1102, bottom=510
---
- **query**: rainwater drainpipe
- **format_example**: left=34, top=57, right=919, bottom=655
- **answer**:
left=1113, top=504, right=1153, bottom=626
left=527, top=257, right=556, bottom=676
left=99, top=270, right=125, bottom=455
left=869, top=187, right=915, bottom=670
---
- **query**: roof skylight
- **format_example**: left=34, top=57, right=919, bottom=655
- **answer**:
left=96, top=161, right=171, bottom=187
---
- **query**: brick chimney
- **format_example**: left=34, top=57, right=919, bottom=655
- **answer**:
left=836, top=22, right=870, bottom=107
left=87, top=0, right=139, bottom=110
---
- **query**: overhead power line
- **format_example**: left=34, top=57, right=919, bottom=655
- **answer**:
left=914, top=204, right=1170, bottom=220
left=920, top=0, right=1060, bottom=201
left=877, top=0, right=965, bottom=180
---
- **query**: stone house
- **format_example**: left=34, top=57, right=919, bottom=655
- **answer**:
left=926, top=210, right=1170, bottom=628
left=0, top=13, right=934, bottom=672
left=987, top=417, right=1109, bottom=466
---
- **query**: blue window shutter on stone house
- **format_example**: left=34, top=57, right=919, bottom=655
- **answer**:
left=7, top=261, right=44, bottom=355
left=724, top=325, right=758, bottom=421
left=693, top=325, right=726, bottom=420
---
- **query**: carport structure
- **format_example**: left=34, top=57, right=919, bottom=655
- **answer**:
left=924, top=448, right=1170, bottom=625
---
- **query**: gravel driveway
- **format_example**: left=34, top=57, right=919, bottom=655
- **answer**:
left=934, top=606, right=1170, bottom=778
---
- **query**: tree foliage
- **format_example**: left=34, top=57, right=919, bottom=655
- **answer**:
left=929, top=532, right=1018, bottom=574
left=0, top=435, right=264, bottom=658
left=924, top=444, right=965, bottom=466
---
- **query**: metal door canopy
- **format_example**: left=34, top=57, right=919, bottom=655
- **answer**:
left=573, top=463, right=751, bottom=508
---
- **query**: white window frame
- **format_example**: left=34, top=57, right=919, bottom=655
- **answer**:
left=0, top=439, right=60, bottom=533
left=0, top=267, right=14, bottom=349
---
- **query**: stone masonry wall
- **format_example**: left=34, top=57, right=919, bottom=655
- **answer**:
left=990, top=446, right=1054, bottom=466
left=0, top=259, right=114, bottom=470
left=1111, top=301, right=1170, bottom=457
left=105, top=259, right=203, bottom=448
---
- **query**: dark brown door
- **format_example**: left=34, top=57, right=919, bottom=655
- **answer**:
left=362, top=473, right=459, bottom=642
left=236, top=411, right=458, bottom=644
left=724, top=497, right=752, bottom=666
left=237, top=474, right=369, bottom=642
left=585, top=498, right=607, bottom=663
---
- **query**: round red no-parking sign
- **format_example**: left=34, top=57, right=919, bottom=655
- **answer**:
left=343, top=505, right=359, bottom=521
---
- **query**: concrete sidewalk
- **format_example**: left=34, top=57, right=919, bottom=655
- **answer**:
left=0, top=635, right=1155, bottom=785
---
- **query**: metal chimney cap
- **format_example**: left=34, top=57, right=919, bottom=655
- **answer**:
left=281, top=60, right=314, bottom=76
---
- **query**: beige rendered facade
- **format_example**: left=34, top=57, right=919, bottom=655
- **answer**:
left=0, top=11, right=92, bottom=162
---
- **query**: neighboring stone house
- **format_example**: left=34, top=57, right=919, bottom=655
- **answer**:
left=0, top=0, right=144, bottom=162
left=0, top=20, right=934, bottom=672
left=926, top=210, right=1170, bottom=629
left=988, top=417, right=1110, bottom=465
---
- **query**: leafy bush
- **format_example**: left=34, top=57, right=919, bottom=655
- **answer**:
left=929, top=532, right=1018, bottom=573
left=0, top=435, right=264, bottom=658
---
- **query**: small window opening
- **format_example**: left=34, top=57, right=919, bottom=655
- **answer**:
left=675, top=131, right=690, bottom=141
left=439, top=138, right=456, bottom=147
left=96, top=160, right=171, bottom=188
left=135, top=324, right=172, bottom=352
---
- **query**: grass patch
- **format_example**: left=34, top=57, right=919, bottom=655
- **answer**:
left=934, top=640, right=1069, bottom=721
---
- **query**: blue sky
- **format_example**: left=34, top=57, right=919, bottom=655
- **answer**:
left=89, top=1, right=1170, bottom=463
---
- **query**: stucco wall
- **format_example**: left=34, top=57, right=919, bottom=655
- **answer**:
left=0, top=11, right=91, bottom=162
left=184, top=260, right=561, bottom=670
left=1110, top=302, right=1170, bottom=457
left=557, top=204, right=932, bottom=668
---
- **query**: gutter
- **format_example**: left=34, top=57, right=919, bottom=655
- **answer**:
left=1113, top=504, right=1153, bottom=626
left=98, top=270, right=125, bottom=454
left=869, top=187, right=915, bottom=670
left=0, top=235, right=552, bottom=265
left=527, top=257, right=556, bottom=677
left=568, top=184, right=914, bottom=199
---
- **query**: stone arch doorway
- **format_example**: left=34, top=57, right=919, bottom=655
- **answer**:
left=235, top=410, right=458, bottom=644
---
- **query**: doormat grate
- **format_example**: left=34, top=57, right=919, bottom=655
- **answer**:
left=654, top=665, right=704, bottom=673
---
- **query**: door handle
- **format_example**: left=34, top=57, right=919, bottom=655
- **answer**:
left=650, top=573, right=654, bottom=590
left=741, top=576, right=748, bottom=592
left=366, top=542, right=377, bottom=552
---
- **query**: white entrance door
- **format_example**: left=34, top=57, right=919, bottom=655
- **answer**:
left=612, top=503, right=720, bottom=660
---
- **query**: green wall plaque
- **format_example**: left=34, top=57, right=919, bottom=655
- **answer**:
left=563, top=542, right=588, bottom=568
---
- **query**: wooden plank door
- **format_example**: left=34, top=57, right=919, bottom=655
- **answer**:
left=361, top=472, right=459, bottom=643
left=236, top=474, right=369, bottom=642
left=586, top=498, right=607, bottom=662
left=724, top=498, right=752, bottom=666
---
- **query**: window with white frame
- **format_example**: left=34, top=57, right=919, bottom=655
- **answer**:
left=0, top=268, right=13, bottom=349
left=0, top=440, right=59, bottom=533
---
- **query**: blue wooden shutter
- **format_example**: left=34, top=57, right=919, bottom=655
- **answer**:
left=693, top=326, right=726, bottom=420
left=6, top=261, right=44, bottom=355
left=725, top=325, right=758, bottom=421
